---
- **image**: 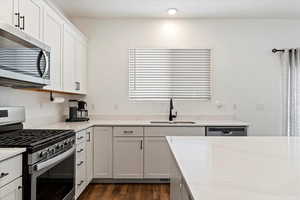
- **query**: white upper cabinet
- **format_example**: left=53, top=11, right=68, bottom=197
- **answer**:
left=43, top=4, right=63, bottom=91
left=75, top=38, right=88, bottom=94
left=0, top=0, right=88, bottom=95
left=18, top=0, right=43, bottom=39
left=63, top=24, right=76, bottom=92
left=0, top=0, right=15, bottom=25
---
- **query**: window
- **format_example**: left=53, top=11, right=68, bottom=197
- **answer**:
left=128, top=48, right=212, bottom=100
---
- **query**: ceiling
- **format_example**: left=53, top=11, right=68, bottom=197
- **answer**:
left=51, top=0, right=300, bottom=19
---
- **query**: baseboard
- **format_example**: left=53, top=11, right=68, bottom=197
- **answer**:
left=91, top=178, right=170, bottom=184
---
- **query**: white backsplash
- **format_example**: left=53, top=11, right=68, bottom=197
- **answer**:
left=0, top=86, right=69, bottom=128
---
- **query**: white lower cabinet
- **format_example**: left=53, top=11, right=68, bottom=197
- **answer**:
left=113, top=136, right=144, bottom=179
left=75, top=130, right=86, bottom=199
left=0, top=154, right=23, bottom=200
left=85, top=128, right=94, bottom=184
left=0, top=177, right=22, bottom=200
left=144, top=127, right=205, bottom=179
left=93, top=127, right=113, bottom=179
left=144, top=137, right=170, bottom=179
left=112, top=127, right=144, bottom=179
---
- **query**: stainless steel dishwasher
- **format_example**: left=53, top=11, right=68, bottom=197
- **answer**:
left=206, top=127, right=247, bottom=136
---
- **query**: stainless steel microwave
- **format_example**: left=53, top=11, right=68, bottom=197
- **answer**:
left=0, top=22, right=51, bottom=88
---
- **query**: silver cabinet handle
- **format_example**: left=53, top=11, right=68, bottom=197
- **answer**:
left=20, top=16, right=25, bottom=30
left=77, top=136, right=84, bottom=140
left=140, top=140, right=143, bottom=150
left=77, top=148, right=84, bottom=153
left=77, top=161, right=84, bottom=166
left=123, top=130, right=134, bottom=134
left=75, top=82, right=80, bottom=91
left=86, top=132, right=91, bottom=142
left=77, top=180, right=84, bottom=186
left=0, top=172, right=9, bottom=179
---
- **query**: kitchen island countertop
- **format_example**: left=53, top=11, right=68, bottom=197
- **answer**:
left=167, top=136, right=300, bottom=200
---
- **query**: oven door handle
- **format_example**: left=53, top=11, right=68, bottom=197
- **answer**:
left=35, top=147, right=75, bottom=171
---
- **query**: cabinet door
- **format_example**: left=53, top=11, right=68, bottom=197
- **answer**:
left=0, top=177, right=22, bottom=200
left=74, top=39, right=87, bottom=94
left=93, top=127, right=113, bottom=179
left=113, top=137, right=143, bottom=179
left=19, top=0, right=43, bottom=39
left=85, top=128, right=93, bottom=184
left=63, top=25, right=76, bottom=92
left=43, top=5, right=63, bottom=91
left=144, top=137, right=170, bottom=179
left=0, top=0, right=15, bottom=26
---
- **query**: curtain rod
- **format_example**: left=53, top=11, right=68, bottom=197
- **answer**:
left=272, top=48, right=285, bottom=53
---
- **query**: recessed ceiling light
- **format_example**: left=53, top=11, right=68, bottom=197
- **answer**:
left=167, top=8, right=178, bottom=16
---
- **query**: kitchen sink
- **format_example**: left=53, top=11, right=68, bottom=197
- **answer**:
left=150, top=121, right=196, bottom=124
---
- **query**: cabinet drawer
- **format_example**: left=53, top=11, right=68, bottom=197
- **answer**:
left=113, top=127, right=143, bottom=137
left=0, top=177, right=22, bottom=200
left=75, top=161, right=86, bottom=198
left=0, top=155, right=22, bottom=189
left=76, top=142, right=86, bottom=164
left=145, top=127, right=205, bottom=137
left=76, top=130, right=86, bottom=144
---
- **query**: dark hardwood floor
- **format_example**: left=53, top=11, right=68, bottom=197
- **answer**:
left=78, top=184, right=170, bottom=200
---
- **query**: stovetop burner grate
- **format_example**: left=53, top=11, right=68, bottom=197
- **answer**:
left=0, top=129, right=74, bottom=148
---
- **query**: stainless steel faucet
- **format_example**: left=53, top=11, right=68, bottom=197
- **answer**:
left=169, top=98, right=177, bottom=121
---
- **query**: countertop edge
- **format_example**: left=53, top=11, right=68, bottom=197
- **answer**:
left=0, top=148, right=26, bottom=162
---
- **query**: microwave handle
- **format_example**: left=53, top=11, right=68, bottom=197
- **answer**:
left=42, top=50, right=50, bottom=78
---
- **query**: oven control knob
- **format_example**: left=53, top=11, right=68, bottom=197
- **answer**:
left=55, top=145, right=60, bottom=149
left=39, top=151, right=46, bottom=158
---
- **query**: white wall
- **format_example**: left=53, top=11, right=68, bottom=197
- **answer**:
left=0, top=86, right=68, bottom=127
left=72, top=18, right=300, bottom=136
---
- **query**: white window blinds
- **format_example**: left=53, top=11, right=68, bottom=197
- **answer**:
left=129, top=48, right=212, bottom=100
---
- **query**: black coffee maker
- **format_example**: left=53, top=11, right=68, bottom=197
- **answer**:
left=66, top=100, right=89, bottom=122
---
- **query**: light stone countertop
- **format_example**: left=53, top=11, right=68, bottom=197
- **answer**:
left=166, top=136, right=300, bottom=200
left=28, top=119, right=249, bottom=132
left=0, top=148, right=26, bottom=162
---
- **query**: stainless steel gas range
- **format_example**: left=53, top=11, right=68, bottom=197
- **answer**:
left=0, top=107, right=76, bottom=200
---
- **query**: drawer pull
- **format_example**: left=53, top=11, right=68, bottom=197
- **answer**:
left=123, top=130, right=134, bottom=134
left=18, top=186, right=22, bottom=190
left=77, top=148, right=84, bottom=153
left=0, top=172, right=9, bottom=179
left=87, top=132, right=91, bottom=142
left=77, top=180, right=84, bottom=186
left=77, top=161, right=84, bottom=166
left=77, top=136, right=84, bottom=140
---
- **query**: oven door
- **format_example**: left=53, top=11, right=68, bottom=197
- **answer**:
left=29, top=147, right=75, bottom=200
